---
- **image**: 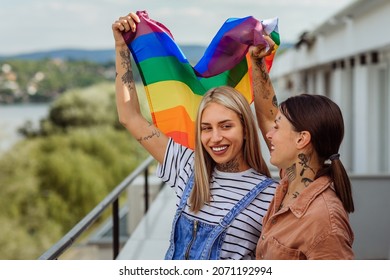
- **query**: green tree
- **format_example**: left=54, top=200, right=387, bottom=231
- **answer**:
left=0, top=82, right=149, bottom=259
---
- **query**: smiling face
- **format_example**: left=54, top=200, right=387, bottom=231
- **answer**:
left=200, top=102, right=248, bottom=172
left=266, top=111, right=301, bottom=170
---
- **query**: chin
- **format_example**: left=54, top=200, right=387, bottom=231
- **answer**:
left=269, top=158, right=280, bottom=169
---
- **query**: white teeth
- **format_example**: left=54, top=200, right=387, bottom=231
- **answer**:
left=212, top=146, right=227, bottom=152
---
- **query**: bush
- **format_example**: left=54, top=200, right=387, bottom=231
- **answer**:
left=48, top=83, right=118, bottom=129
left=0, top=82, right=150, bottom=259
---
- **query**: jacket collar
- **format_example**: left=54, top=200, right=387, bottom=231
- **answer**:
left=279, top=176, right=333, bottom=218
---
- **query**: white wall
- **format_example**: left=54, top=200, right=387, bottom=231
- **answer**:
left=268, top=0, right=390, bottom=174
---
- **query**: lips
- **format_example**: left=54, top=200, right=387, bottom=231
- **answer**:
left=211, top=145, right=228, bottom=154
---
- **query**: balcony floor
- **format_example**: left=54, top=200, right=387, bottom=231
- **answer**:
left=116, top=184, right=175, bottom=260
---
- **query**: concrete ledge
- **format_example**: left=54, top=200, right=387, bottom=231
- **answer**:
left=117, top=184, right=176, bottom=260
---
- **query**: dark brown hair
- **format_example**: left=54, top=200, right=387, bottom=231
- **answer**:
left=279, top=94, right=354, bottom=213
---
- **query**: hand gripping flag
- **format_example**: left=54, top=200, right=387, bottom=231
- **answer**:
left=123, top=10, right=279, bottom=149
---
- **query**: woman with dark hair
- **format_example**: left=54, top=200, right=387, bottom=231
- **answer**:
left=254, top=92, right=355, bottom=259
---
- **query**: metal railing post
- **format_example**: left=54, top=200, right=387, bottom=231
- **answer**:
left=38, top=156, right=156, bottom=260
left=112, top=199, right=120, bottom=259
left=144, top=168, right=149, bottom=213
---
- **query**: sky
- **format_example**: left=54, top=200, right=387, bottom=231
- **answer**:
left=0, top=0, right=356, bottom=56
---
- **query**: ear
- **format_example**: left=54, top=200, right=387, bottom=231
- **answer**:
left=296, top=131, right=311, bottom=149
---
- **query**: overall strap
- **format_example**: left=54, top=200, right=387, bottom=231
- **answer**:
left=220, top=177, right=275, bottom=227
left=177, top=172, right=195, bottom=212
left=164, top=172, right=195, bottom=259
left=200, top=177, right=275, bottom=259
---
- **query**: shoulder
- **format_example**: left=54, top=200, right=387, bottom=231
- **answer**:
left=306, top=207, right=354, bottom=259
left=253, top=172, right=279, bottom=192
left=306, top=182, right=347, bottom=225
left=305, top=183, right=354, bottom=246
left=247, top=172, right=278, bottom=198
left=167, top=138, right=194, bottom=155
left=157, top=138, right=194, bottom=185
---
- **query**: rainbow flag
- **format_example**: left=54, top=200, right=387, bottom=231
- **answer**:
left=123, top=11, right=279, bottom=149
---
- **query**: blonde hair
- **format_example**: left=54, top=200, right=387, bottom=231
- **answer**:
left=190, top=86, right=270, bottom=212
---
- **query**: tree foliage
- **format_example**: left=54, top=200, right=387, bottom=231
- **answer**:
left=0, top=82, right=149, bottom=259
left=48, top=83, right=119, bottom=129
left=0, top=59, right=115, bottom=103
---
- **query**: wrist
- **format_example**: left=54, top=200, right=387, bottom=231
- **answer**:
left=115, top=42, right=127, bottom=49
left=252, top=56, right=265, bottom=62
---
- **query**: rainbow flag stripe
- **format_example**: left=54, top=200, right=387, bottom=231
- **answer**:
left=123, top=11, right=279, bottom=149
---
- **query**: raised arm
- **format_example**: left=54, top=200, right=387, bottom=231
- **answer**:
left=112, top=13, right=169, bottom=164
left=249, top=35, right=279, bottom=152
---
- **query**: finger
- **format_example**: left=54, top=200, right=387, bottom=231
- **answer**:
left=129, top=12, right=140, bottom=24
left=117, top=16, right=131, bottom=32
left=119, top=13, right=140, bottom=33
left=263, top=35, right=276, bottom=53
left=112, top=21, right=125, bottom=33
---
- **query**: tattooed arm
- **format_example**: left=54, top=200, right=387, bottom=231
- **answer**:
left=249, top=36, right=278, bottom=151
left=112, top=13, right=169, bottom=164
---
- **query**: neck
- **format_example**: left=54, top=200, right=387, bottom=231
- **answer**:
left=216, top=157, right=248, bottom=173
left=285, top=152, right=318, bottom=195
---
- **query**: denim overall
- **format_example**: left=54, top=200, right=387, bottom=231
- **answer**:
left=165, top=175, right=275, bottom=260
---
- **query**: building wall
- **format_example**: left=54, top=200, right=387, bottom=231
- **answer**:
left=270, top=0, right=390, bottom=174
left=350, top=175, right=390, bottom=259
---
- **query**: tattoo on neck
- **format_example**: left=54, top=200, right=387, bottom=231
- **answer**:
left=217, top=158, right=240, bottom=172
left=279, top=190, right=299, bottom=210
left=285, top=163, right=296, bottom=182
left=298, top=153, right=315, bottom=177
left=301, top=177, right=313, bottom=187
left=291, top=191, right=300, bottom=198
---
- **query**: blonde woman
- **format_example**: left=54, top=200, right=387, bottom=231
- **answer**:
left=113, top=12, right=277, bottom=259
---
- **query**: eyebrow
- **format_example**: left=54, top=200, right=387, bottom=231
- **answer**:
left=201, top=119, right=233, bottom=125
left=274, top=115, right=282, bottom=124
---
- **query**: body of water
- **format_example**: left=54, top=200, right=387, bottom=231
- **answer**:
left=0, top=103, right=50, bottom=153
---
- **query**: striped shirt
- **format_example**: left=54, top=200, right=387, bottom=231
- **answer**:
left=157, top=139, right=277, bottom=260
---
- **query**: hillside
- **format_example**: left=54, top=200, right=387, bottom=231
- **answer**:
left=0, top=43, right=293, bottom=65
left=0, top=45, right=207, bottom=65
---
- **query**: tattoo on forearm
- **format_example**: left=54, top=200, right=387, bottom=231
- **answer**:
left=257, top=58, right=269, bottom=83
left=253, top=58, right=278, bottom=116
left=272, top=95, right=278, bottom=108
left=269, top=96, right=279, bottom=116
left=137, top=128, right=161, bottom=143
left=119, top=48, right=135, bottom=92
left=217, top=158, right=240, bottom=172
left=254, top=59, right=270, bottom=99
